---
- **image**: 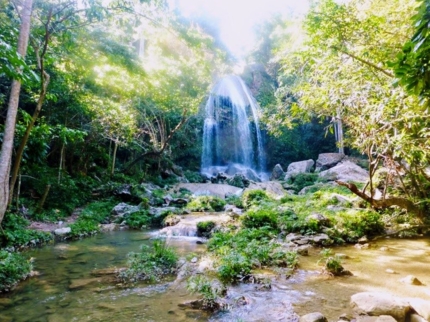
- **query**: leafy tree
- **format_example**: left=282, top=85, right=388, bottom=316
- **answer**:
left=275, top=0, right=429, bottom=216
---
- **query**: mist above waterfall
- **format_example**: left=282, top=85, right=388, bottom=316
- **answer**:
left=201, top=75, right=267, bottom=180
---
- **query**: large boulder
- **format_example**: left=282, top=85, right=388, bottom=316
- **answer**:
left=299, top=312, right=327, bottom=322
left=270, top=164, right=285, bottom=181
left=175, top=183, right=243, bottom=198
left=316, top=153, right=345, bottom=171
left=319, top=160, right=368, bottom=183
left=284, top=159, right=315, bottom=180
left=111, top=203, right=141, bottom=218
left=246, top=181, right=286, bottom=199
left=350, top=292, right=411, bottom=322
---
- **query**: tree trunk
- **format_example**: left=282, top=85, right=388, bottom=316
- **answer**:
left=0, top=0, right=33, bottom=225
left=336, top=180, right=423, bottom=219
left=111, top=140, right=118, bottom=176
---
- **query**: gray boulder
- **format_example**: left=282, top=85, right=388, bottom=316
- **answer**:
left=111, top=203, right=140, bottom=218
left=284, top=159, right=314, bottom=180
left=270, top=164, right=285, bottom=180
left=319, top=160, right=368, bottom=183
left=54, top=227, right=71, bottom=236
left=299, top=312, right=327, bottom=322
left=316, top=153, right=345, bottom=171
left=350, top=292, right=411, bottom=322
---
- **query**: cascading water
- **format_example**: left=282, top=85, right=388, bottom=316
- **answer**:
left=201, top=75, right=266, bottom=180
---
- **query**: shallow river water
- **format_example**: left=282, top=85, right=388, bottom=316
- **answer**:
left=1, top=231, right=430, bottom=322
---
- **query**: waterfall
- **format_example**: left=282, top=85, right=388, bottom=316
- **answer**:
left=201, top=75, right=266, bottom=180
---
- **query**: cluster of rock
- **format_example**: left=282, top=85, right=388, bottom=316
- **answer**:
left=270, top=153, right=368, bottom=184
left=301, top=292, right=430, bottom=322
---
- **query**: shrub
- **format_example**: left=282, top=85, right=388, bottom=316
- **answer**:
left=118, top=239, right=178, bottom=283
left=336, top=210, right=384, bottom=242
left=0, top=250, right=32, bottom=292
left=241, top=207, right=278, bottom=230
left=0, top=214, right=52, bottom=248
left=287, top=173, right=318, bottom=192
left=217, top=251, right=252, bottom=284
left=187, top=275, right=226, bottom=310
left=225, top=194, right=243, bottom=208
left=187, top=196, right=226, bottom=212
left=124, top=210, right=151, bottom=229
left=184, top=171, right=206, bottom=183
left=318, top=248, right=344, bottom=276
left=242, top=190, right=270, bottom=209
left=69, top=218, right=99, bottom=238
left=197, top=221, right=216, bottom=237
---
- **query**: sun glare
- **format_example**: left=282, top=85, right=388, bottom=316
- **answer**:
left=172, top=0, right=309, bottom=59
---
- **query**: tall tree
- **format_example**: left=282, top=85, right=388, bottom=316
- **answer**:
left=0, top=0, right=33, bottom=225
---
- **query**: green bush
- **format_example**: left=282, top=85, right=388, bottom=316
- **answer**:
left=0, top=250, right=32, bottom=292
left=336, top=210, right=384, bottom=242
left=287, top=173, right=318, bottom=192
left=118, top=239, right=178, bottom=283
left=225, top=194, right=243, bottom=208
left=184, top=170, right=206, bottom=183
left=124, top=210, right=151, bottom=229
left=242, top=190, right=270, bottom=209
left=69, top=218, right=99, bottom=238
left=187, top=196, right=226, bottom=212
left=197, top=221, right=216, bottom=237
left=186, top=275, right=226, bottom=310
left=217, top=251, right=252, bottom=284
left=0, top=214, right=52, bottom=248
left=241, top=207, right=278, bottom=230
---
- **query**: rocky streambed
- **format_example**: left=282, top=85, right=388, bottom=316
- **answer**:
left=2, top=221, right=430, bottom=322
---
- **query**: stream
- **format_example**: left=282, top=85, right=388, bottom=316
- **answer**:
left=1, top=228, right=430, bottom=322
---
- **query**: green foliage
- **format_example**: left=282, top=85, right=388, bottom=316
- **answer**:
left=196, top=221, right=216, bottom=237
left=124, top=210, right=151, bottom=229
left=118, top=239, right=178, bottom=283
left=187, top=196, right=226, bottom=212
left=225, top=194, right=243, bottom=208
left=184, top=170, right=206, bottom=183
left=208, top=227, right=297, bottom=283
left=318, top=248, right=344, bottom=275
left=240, top=206, right=279, bottom=230
left=241, top=190, right=270, bottom=209
left=217, top=251, right=252, bottom=284
left=0, top=250, right=32, bottom=293
left=186, top=275, right=226, bottom=310
left=0, top=214, right=52, bottom=248
left=335, top=210, right=384, bottom=242
left=69, top=219, right=99, bottom=238
left=286, top=173, right=318, bottom=192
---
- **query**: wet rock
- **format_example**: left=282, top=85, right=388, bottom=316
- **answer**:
left=354, top=243, right=370, bottom=249
left=358, top=236, right=369, bottom=244
left=100, top=223, right=118, bottom=232
left=285, top=159, right=315, bottom=180
left=91, top=268, right=118, bottom=277
left=350, top=292, right=411, bottom=322
left=299, top=312, right=328, bottom=322
left=294, top=238, right=310, bottom=245
left=338, top=313, right=353, bottom=321
left=297, top=245, right=312, bottom=256
left=54, top=227, right=71, bottom=236
left=385, top=269, right=397, bottom=274
left=316, top=153, right=345, bottom=172
left=354, top=317, right=379, bottom=322
left=319, top=160, right=368, bottom=183
left=69, top=278, right=102, bottom=290
left=335, top=253, right=349, bottom=259
left=312, top=233, right=332, bottom=245
left=399, top=275, right=423, bottom=286
left=270, top=164, right=285, bottom=180
left=380, top=247, right=390, bottom=251
left=406, top=298, right=430, bottom=320
left=178, top=299, right=205, bottom=310
left=190, top=257, right=198, bottom=263
left=286, top=233, right=303, bottom=242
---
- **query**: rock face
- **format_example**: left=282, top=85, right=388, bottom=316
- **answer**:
left=111, top=203, right=140, bottom=218
left=246, top=181, right=286, bottom=199
left=270, top=164, right=285, bottom=181
left=350, top=292, right=411, bottom=322
left=319, top=160, right=368, bottom=183
left=316, top=153, right=345, bottom=171
left=284, top=159, right=315, bottom=180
